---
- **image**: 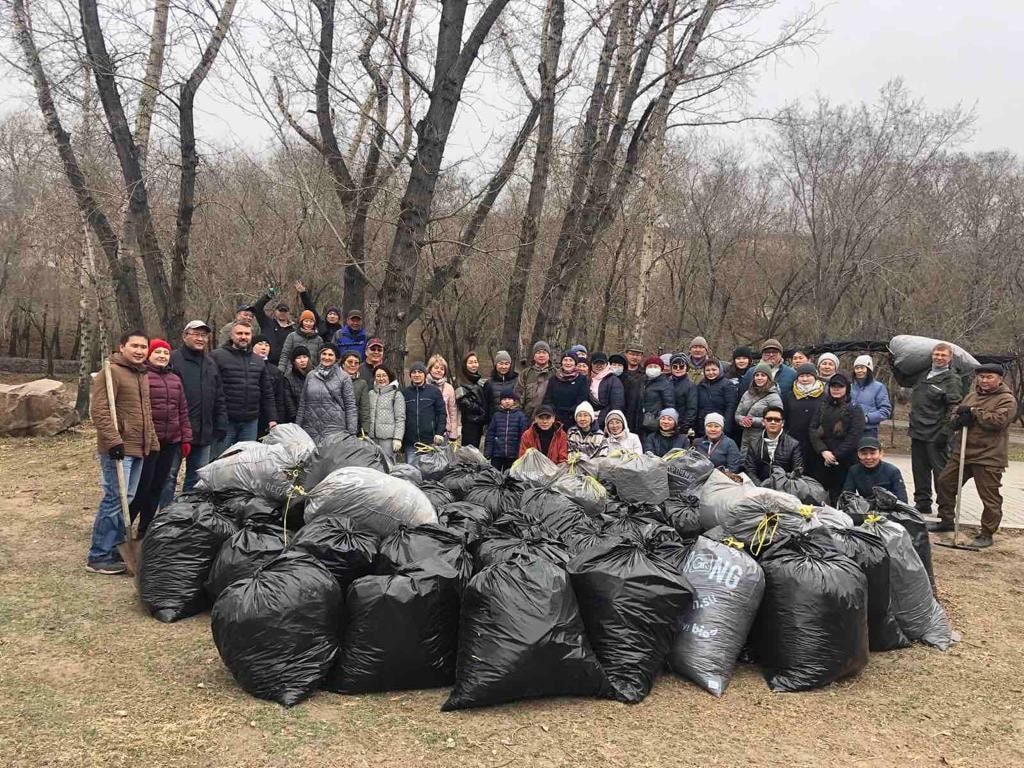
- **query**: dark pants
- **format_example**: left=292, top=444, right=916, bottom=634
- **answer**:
left=936, top=460, right=1005, bottom=535
left=461, top=422, right=484, bottom=450
left=160, top=443, right=213, bottom=507
left=911, top=437, right=950, bottom=514
left=490, top=456, right=516, bottom=472
left=129, top=442, right=180, bottom=537
left=816, top=462, right=851, bottom=506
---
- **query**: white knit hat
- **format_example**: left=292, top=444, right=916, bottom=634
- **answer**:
left=854, top=354, right=874, bottom=371
left=704, top=412, right=725, bottom=427
left=575, top=401, right=596, bottom=418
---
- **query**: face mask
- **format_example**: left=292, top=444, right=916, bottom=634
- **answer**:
left=645, top=366, right=661, bottom=379
left=610, top=365, right=624, bottom=376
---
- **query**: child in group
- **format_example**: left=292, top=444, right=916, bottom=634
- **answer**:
left=604, top=409, right=643, bottom=453
left=694, top=412, right=742, bottom=472
left=843, top=436, right=908, bottom=502
left=643, top=407, right=688, bottom=456
left=518, top=404, right=569, bottom=464
left=484, top=390, right=528, bottom=471
left=566, top=401, right=608, bottom=458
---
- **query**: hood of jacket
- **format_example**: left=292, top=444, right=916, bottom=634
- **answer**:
left=604, top=409, right=631, bottom=437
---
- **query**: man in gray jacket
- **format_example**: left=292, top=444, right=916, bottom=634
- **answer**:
left=909, top=342, right=963, bottom=516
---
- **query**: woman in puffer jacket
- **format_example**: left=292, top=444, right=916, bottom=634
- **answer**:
left=604, top=409, right=643, bottom=453
left=427, top=354, right=460, bottom=441
left=365, top=365, right=406, bottom=459
left=297, top=346, right=358, bottom=442
left=850, top=354, right=892, bottom=438
left=278, top=311, right=324, bottom=373
left=641, top=354, right=675, bottom=433
left=809, top=372, right=865, bottom=503
left=734, top=361, right=783, bottom=452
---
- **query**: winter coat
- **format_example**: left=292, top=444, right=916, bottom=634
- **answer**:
left=254, top=293, right=295, bottom=366
left=567, top=426, right=609, bottom=459
left=260, top=362, right=288, bottom=436
left=484, top=370, right=519, bottom=419
left=591, top=371, right=625, bottom=427
left=277, top=328, right=324, bottom=373
left=429, top=377, right=460, bottom=439
left=519, top=423, right=570, bottom=464
left=694, top=435, right=742, bottom=473
left=210, top=342, right=278, bottom=425
left=953, top=381, right=1018, bottom=467
left=742, top=362, right=797, bottom=394
left=333, top=324, right=368, bottom=361
left=643, top=430, right=688, bottom=457
left=783, top=384, right=825, bottom=471
left=810, top=397, right=865, bottom=465
left=604, top=410, right=643, bottom=453
left=669, top=375, right=699, bottom=432
left=456, top=374, right=489, bottom=428
left=365, top=382, right=406, bottom=442
left=144, top=362, right=193, bottom=446
left=844, top=461, right=908, bottom=502
left=642, top=375, right=675, bottom=426
left=350, top=376, right=370, bottom=433
left=402, top=383, right=447, bottom=447
left=909, top=369, right=963, bottom=442
left=485, top=407, right=529, bottom=459
left=296, top=364, right=358, bottom=442
left=696, top=377, right=738, bottom=437
left=515, top=364, right=553, bottom=421
left=282, top=368, right=307, bottom=423
left=91, top=352, right=159, bottom=458
left=169, top=346, right=226, bottom=446
left=620, top=368, right=647, bottom=434
left=297, top=290, right=342, bottom=345
left=742, top=431, right=803, bottom=482
left=735, top=386, right=784, bottom=451
left=543, top=373, right=590, bottom=428
left=850, top=377, right=892, bottom=437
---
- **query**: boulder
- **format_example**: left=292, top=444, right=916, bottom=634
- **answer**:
left=0, top=379, right=80, bottom=437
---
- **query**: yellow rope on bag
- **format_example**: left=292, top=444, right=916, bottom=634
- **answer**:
left=414, top=442, right=437, bottom=454
left=864, top=513, right=883, bottom=525
left=750, top=512, right=780, bottom=557
left=798, top=504, right=814, bottom=519
left=723, top=536, right=745, bottom=550
left=566, top=452, right=582, bottom=474
left=663, top=448, right=687, bottom=461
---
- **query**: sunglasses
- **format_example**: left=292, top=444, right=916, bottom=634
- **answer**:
left=671, top=363, right=686, bottom=369
left=367, top=345, right=383, bottom=351
left=764, top=417, right=783, bottom=423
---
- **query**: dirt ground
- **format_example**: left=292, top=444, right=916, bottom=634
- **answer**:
left=1, top=427, right=1023, bottom=768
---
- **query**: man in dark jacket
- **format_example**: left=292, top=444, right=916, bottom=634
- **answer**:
left=742, top=338, right=796, bottom=393
left=908, top=342, right=963, bottom=516
left=333, top=310, right=368, bottom=361
left=210, top=321, right=277, bottom=456
left=252, top=335, right=288, bottom=437
left=164, top=320, right=227, bottom=501
left=742, top=406, right=803, bottom=481
left=620, top=344, right=646, bottom=434
left=359, top=338, right=386, bottom=384
left=843, top=436, right=908, bottom=502
left=253, top=289, right=296, bottom=366
left=668, top=353, right=698, bottom=434
left=402, top=361, right=446, bottom=461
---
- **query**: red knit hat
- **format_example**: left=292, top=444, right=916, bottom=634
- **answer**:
left=643, top=355, right=663, bottom=368
left=149, top=338, right=171, bottom=356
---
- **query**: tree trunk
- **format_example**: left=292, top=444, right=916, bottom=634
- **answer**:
left=135, top=0, right=171, bottom=167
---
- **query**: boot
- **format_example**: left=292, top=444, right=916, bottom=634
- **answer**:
left=969, top=532, right=993, bottom=549
left=926, top=519, right=954, bottom=533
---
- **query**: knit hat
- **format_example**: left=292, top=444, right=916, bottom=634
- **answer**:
left=561, top=351, right=578, bottom=363
left=689, top=336, right=709, bottom=349
left=533, top=340, right=551, bottom=356
left=660, top=353, right=673, bottom=367
left=828, top=372, right=850, bottom=390
left=670, top=353, right=688, bottom=367
left=275, top=302, right=290, bottom=312
left=568, top=344, right=588, bottom=358
left=494, top=350, right=512, bottom=365
left=575, top=401, right=596, bottom=418
left=732, top=346, right=755, bottom=359
left=624, top=342, right=643, bottom=354
left=976, top=363, right=1005, bottom=376
left=659, top=407, right=679, bottom=422
left=299, top=310, right=315, bottom=324
left=704, top=412, right=725, bottom=427
left=148, top=338, right=171, bottom=356
left=796, top=362, right=818, bottom=376
left=291, top=345, right=311, bottom=360
left=608, top=354, right=627, bottom=367
left=325, top=307, right=342, bottom=318
left=817, top=352, right=840, bottom=370
left=500, top=390, right=521, bottom=403
left=643, top=355, right=663, bottom=368
left=858, top=436, right=881, bottom=451
left=760, top=338, right=783, bottom=353
left=854, top=354, right=874, bottom=371
left=410, top=361, right=428, bottom=374
left=251, top=334, right=269, bottom=346
left=591, top=352, right=609, bottom=365
left=752, top=361, right=773, bottom=377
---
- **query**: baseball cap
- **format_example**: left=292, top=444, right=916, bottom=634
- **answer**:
left=236, top=302, right=256, bottom=313
left=183, top=320, right=211, bottom=333
left=347, top=309, right=363, bottom=320
left=275, top=302, right=289, bottom=311
left=534, top=404, right=555, bottom=417
left=367, top=337, right=384, bottom=349
left=858, top=436, right=881, bottom=451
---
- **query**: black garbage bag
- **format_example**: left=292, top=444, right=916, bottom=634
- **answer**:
left=327, top=559, right=461, bottom=693
left=567, top=538, right=694, bottom=703
left=668, top=535, right=765, bottom=696
left=211, top=492, right=284, bottom=528
left=751, top=528, right=869, bottom=692
left=718, top=489, right=813, bottom=557
left=600, top=504, right=669, bottom=540
left=871, top=488, right=934, bottom=583
left=139, top=499, right=238, bottom=622
left=828, top=527, right=910, bottom=652
left=600, top=452, right=670, bottom=505
left=304, top=432, right=390, bottom=491
left=837, top=491, right=871, bottom=526
left=464, top=475, right=523, bottom=518
left=437, top=501, right=492, bottom=544
left=287, top=514, right=378, bottom=590
left=549, top=470, right=609, bottom=517
left=303, top=467, right=437, bottom=536
left=410, top=444, right=455, bottom=481
left=376, top=524, right=472, bottom=585
left=440, top=462, right=503, bottom=500
left=390, top=463, right=423, bottom=485
left=760, top=467, right=829, bottom=505
left=562, top=530, right=627, bottom=556
left=474, top=531, right=571, bottom=571
left=418, top=481, right=456, bottom=511
left=488, top=510, right=546, bottom=538
left=519, top=486, right=593, bottom=538
left=508, top=448, right=560, bottom=487
left=657, top=496, right=702, bottom=539
left=211, top=551, right=343, bottom=706
left=663, top=448, right=715, bottom=496
left=205, top=524, right=287, bottom=600
left=442, top=554, right=610, bottom=710
left=862, top=516, right=957, bottom=649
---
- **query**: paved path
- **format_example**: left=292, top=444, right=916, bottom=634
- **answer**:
left=887, top=454, right=1024, bottom=529
left=885, top=419, right=1024, bottom=445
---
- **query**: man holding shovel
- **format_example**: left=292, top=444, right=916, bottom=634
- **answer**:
left=929, top=363, right=1018, bottom=549
left=87, top=330, right=158, bottom=574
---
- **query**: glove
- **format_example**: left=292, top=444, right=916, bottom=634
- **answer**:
left=181, top=443, right=192, bottom=459
left=108, top=444, right=125, bottom=461
left=392, top=440, right=402, bottom=453
left=433, top=435, right=446, bottom=446
left=267, top=286, right=278, bottom=297
left=954, top=409, right=974, bottom=428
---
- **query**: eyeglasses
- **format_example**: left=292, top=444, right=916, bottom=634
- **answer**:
left=671, top=364, right=686, bottom=369
left=764, top=417, right=783, bottom=423
left=367, top=346, right=383, bottom=352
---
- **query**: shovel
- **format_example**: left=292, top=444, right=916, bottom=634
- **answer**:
left=103, top=358, right=141, bottom=574
left=935, top=425, right=979, bottom=552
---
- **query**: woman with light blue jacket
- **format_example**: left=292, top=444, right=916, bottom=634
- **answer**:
left=850, top=355, right=892, bottom=438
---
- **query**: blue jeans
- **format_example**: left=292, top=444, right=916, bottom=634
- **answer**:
left=404, top=445, right=418, bottom=463
left=160, top=443, right=213, bottom=507
left=214, top=419, right=258, bottom=459
left=88, top=453, right=144, bottom=564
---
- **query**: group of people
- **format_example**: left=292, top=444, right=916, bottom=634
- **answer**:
left=84, top=290, right=1018, bottom=574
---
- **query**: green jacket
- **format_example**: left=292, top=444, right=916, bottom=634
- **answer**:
left=908, top=369, right=962, bottom=442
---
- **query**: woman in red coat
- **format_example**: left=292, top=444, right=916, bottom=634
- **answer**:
left=129, top=339, right=194, bottom=536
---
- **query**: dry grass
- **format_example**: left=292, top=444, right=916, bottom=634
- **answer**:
left=1, top=427, right=1023, bottom=768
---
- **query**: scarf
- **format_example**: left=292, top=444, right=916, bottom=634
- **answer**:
left=555, top=367, right=579, bottom=383
left=314, top=364, right=336, bottom=381
left=927, top=365, right=949, bottom=379
left=793, top=379, right=825, bottom=399
left=590, top=366, right=612, bottom=400
left=427, top=373, right=448, bottom=388
left=763, top=431, right=780, bottom=461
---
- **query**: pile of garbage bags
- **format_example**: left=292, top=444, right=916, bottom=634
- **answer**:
left=137, top=425, right=959, bottom=709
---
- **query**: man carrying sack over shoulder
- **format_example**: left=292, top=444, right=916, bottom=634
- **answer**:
left=929, top=363, right=1018, bottom=549
left=87, top=330, right=159, bottom=574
